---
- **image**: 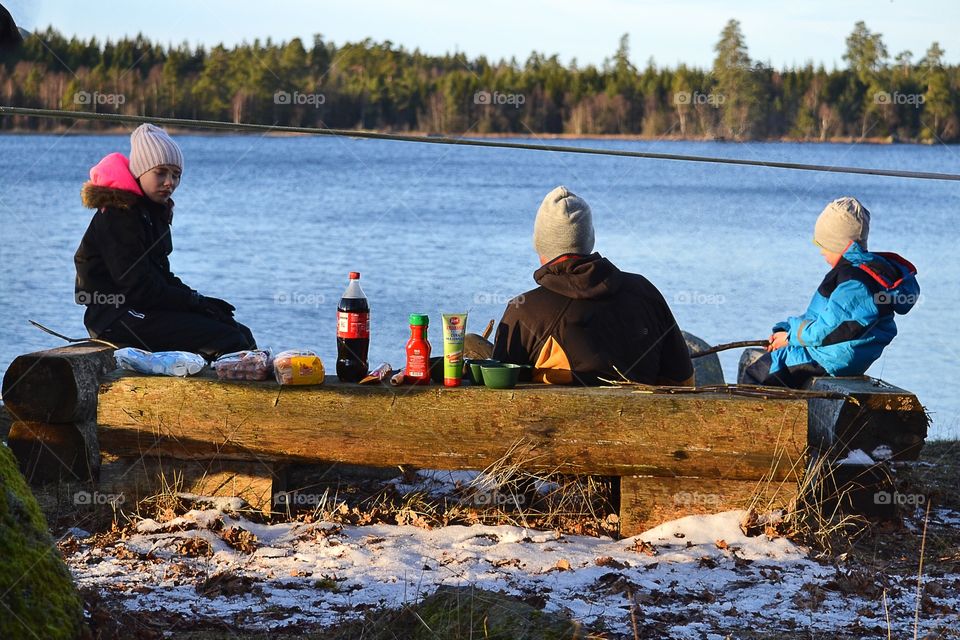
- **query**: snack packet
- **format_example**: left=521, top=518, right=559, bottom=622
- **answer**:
left=213, top=349, right=273, bottom=381
left=274, top=350, right=325, bottom=385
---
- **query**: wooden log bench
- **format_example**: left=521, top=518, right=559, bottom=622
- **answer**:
left=1, top=343, right=929, bottom=536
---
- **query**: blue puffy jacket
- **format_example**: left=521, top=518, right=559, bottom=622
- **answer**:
left=770, top=242, right=919, bottom=376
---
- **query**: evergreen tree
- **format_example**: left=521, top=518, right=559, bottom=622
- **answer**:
left=712, top=19, right=760, bottom=139
left=0, top=24, right=957, bottom=141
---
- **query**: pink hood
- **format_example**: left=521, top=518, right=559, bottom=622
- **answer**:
left=89, top=153, right=143, bottom=196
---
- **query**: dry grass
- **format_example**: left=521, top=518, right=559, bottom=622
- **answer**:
left=130, top=466, right=188, bottom=522
left=459, top=440, right=618, bottom=536
left=735, top=421, right=871, bottom=556
left=216, top=440, right=621, bottom=537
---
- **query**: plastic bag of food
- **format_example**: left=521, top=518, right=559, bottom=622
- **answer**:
left=115, top=347, right=206, bottom=377
left=273, top=350, right=325, bottom=385
left=213, top=349, right=273, bottom=381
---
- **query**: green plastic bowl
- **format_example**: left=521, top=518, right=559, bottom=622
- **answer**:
left=468, top=359, right=500, bottom=385
left=481, top=363, right=524, bottom=389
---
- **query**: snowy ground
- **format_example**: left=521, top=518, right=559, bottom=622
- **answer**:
left=62, top=471, right=960, bottom=638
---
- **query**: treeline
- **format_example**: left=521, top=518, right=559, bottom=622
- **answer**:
left=1, top=20, right=958, bottom=141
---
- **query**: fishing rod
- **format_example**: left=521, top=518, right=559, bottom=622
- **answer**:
left=29, top=319, right=119, bottom=349
left=690, top=339, right=768, bottom=358
left=3, top=106, right=960, bottom=182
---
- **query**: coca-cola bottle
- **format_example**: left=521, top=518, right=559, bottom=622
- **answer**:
left=336, top=272, right=370, bottom=383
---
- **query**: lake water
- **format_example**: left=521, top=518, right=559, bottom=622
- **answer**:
left=1, top=134, right=957, bottom=439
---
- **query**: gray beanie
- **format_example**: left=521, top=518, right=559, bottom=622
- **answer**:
left=814, top=196, right=870, bottom=253
left=129, top=123, right=183, bottom=178
left=533, top=186, right=595, bottom=261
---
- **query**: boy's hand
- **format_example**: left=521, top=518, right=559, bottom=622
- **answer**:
left=767, top=331, right=789, bottom=352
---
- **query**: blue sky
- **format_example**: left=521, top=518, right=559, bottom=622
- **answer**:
left=6, top=0, right=957, bottom=69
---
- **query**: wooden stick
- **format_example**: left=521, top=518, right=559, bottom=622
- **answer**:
left=29, top=320, right=119, bottom=349
left=480, top=319, right=495, bottom=340
left=690, top=339, right=767, bottom=358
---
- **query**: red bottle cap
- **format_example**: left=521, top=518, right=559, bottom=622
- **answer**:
left=349, top=272, right=360, bottom=280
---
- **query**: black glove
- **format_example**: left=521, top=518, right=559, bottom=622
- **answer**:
left=205, top=296, right=236, bottom=316
left=197, top=295, right=237, bottom=325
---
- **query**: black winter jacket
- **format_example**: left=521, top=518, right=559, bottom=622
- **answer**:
left=493, top=253, right=694, bottom=386
left=74, top=153, right=198, bottom=336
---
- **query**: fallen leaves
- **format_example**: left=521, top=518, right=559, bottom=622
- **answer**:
left=111, top=543, right=146, bottom=561
left=595, top=556, right=628, bottom=569
left=491, top=557, right=521, bottom=569
left=58, top=534, right=84, bottom=556
left=792, top=582, right=827, bottom=610
left=395, top=508, right=433, bottom=529
left=739, top=508, right=785, bottom=538
left=594, top=571, right=640, bottom=598
left=824, top=568, right=884, bottom=598
left=627, top=538, right=658, bottom=556
left=176, top=536, right=212, bottom=558
left=196, top=571, right=260, bottom=598
left=220, top=526, right=258, bottom=554
left=163, top=562, right=201, bottom=582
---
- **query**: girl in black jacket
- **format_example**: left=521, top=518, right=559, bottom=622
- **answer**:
left=74, top=124, right=255, bottom=359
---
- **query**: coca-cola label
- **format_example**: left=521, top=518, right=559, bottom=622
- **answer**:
left=337, top=311, right=369, bottom=339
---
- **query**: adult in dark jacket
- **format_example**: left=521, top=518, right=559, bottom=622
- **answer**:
left=493, top=186, right=694, bottom=386
left=74, top=124, right=255, bottom=359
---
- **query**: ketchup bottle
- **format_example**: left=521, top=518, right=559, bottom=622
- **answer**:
left=404, top=314, right=431, bottom=385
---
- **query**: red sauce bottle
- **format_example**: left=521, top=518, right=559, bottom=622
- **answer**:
left=404, top=314, right=431, bottom=384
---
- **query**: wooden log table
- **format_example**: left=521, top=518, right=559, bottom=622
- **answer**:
left=1, top=344, right=929, bottom=536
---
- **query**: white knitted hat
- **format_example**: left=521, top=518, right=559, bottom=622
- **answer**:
left=533, top=186, right=595, bottom=261
left=129, top=123, right=183, bottom=178
left=814, top=197, right=870, bottom=253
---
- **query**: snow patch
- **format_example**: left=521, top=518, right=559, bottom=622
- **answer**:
left=837, top=449, right=875, bottom=465
left=65, top=507, right=960, bottom=637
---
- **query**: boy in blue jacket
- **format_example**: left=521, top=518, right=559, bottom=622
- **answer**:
left=742, top=197, right=919, bottom=388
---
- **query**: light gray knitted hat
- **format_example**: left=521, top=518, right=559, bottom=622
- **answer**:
left=533, top=186, right=595, bottom=261
left=129, top=123, right=183, bottom=178
left=814, top=197, right=870, bottom=253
